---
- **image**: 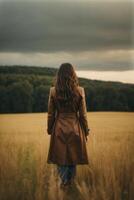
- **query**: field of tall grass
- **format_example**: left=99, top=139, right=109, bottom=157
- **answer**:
left=0, top=112, right=134, bottom=200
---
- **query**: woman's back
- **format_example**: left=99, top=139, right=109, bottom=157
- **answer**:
left=47, top=85, right=90, bottom=137
left=50, top=85, right=83, bottom=113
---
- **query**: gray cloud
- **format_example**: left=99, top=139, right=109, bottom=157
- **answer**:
left=0, top=49, right=133, bottom=71
left=0, top=0, right=133, bottom=52
left=0, top=0, right=133, bottom=71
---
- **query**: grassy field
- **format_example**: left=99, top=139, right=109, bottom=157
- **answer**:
left=0, top=112, right=134, bottom=200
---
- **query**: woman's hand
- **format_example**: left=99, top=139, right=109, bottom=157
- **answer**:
left=85, top=128, right=90, bottom=142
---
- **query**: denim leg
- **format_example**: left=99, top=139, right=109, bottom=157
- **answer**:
left=57, top=164, right=76, bottom=183
left=67, top=165, right=76, bottom=180
left=57, top=165, right=68, bottom=183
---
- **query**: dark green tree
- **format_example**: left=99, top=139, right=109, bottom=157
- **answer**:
left=7, top=80, right=33, bottom=113
left=33, top=85, right=49, bottom=112
left=0, top=86, right=9, bottom=113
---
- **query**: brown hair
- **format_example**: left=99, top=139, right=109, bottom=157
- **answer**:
left=54, top=63, right=81, bottom=110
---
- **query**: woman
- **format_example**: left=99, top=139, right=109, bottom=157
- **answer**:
left=46, top=63, right=90, bottom=188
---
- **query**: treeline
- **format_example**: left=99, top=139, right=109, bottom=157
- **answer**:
left=0, top=65, right=134, bottom=113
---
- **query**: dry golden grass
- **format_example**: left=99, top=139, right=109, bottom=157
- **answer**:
left=0, top=112, right=134, bottom=200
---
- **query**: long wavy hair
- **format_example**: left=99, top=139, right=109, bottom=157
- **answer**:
left=54, top=63, right=81, bottom=110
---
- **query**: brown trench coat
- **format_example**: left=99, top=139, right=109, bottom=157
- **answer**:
left=46, top=86, right=90, bottom=165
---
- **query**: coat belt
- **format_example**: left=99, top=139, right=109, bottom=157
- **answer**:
left=57, top=112, right=79, bottom=118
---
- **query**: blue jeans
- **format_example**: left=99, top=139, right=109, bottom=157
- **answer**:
left=57, top=164, right=76, bottom=184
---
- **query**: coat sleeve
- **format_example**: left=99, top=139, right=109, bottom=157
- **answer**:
left=47, top=87, right=56, bottom=135
left=78, top=87, right=90, bottom=137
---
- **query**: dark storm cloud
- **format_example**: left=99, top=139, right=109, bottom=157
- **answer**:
left=0, top=0, right=133, bottom=52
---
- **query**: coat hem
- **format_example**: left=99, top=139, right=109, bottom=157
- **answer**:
left=47, top=160, right=89, bottom=165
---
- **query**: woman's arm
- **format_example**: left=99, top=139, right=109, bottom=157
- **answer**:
left=78, top=87, right=90, bottom=137
left=47, top=87, right=56, bottom=135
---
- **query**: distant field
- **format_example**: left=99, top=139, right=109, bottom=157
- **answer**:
left=0, top=112, right=134, bottom=200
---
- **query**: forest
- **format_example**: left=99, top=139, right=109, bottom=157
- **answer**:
left=0, top=65, right=134, bottom=113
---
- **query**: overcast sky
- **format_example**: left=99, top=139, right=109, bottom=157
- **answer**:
left=0, top=0, right=134, bottom=82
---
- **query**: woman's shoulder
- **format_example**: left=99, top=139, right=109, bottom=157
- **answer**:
left=78, top=86, right=84, bottom=90
left=77, top=86, right=84, bottom=93
left=50, top=86, right=56, bottom=96
left=50, top=86, right=55, bottom=90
